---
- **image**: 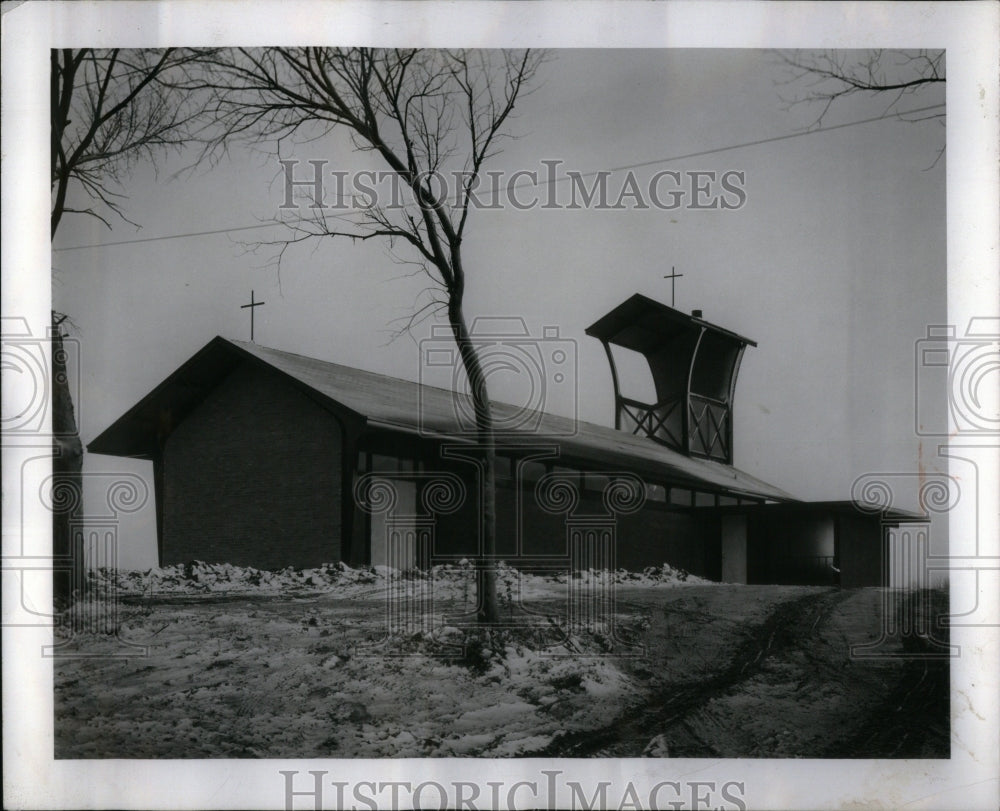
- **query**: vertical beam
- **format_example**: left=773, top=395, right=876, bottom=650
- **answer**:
left=726, top=344, right=747, bottom=464
left=833, top=514, right=840, bottom=587
left=339, top=421, right=362, bottom=565
left=600, top=339, right=623, bottom=430
left=355, top=448, right=372, bottom=566
left=152, top=453, right=165, bottom=567
left=882, top=522, right=891, bottom=589
left=684, top=327, right=706, bottom=455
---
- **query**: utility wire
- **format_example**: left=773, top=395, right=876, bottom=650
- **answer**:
left=53, top=102, right=945, bottom=253
left=54, top=221, right=279, bottom=252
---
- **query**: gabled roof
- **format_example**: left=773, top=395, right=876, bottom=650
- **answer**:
left=585, top=292, right=757, bottom=352
left=88, top=336, right=794, bottom=502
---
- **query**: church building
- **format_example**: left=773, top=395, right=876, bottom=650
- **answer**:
left=88, top=293, right=920, bottom=586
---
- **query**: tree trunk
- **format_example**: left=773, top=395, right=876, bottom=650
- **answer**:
left=449, top=307, right=500, bottom=625
left=51, top=314, right=84, bottom=608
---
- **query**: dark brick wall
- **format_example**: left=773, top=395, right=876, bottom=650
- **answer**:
left=617, top=509, right=720, bottom=577
left=348, top=471, right=370, bottom=567
left=750, top=513, right=837, bottom=585
left=162, top=361, right=342, bottom=569
left=838, top=513, right=884, bottom=587
left=430, top=475, right=719, bottom=577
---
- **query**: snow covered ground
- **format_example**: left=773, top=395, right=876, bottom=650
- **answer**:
left=53, top=565, right=949, bottom=759
left=91, top=559, right=710, bottom=599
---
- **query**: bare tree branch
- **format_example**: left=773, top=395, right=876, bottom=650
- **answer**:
left=51, top=47, right=218, bottom=238
left=772, top=49, right=945, bottom=129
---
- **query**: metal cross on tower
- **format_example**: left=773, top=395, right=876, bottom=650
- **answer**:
left=241, top=290, right=265, bottom=342
left=663, top=267, right=683, bottom=307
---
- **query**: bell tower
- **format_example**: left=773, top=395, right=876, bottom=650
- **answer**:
left=585, top=293, right=756, bottom=464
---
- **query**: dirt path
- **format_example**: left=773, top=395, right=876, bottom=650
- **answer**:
left=529, top=589, right=851, bottom=757
left=828, top=589, right=951, bottom=759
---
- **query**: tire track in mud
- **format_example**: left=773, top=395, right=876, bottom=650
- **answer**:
left=829, top=657, right=949, bottom=758
left=527, top=588, right=851, bottom=758
left=827, top=590, right=951, bottom=759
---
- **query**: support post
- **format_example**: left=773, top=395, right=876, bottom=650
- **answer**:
left=600, top=339, right=623, bottom=430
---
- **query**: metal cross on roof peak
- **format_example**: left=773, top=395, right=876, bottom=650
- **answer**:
left=663, top=267, right=684, bottom=307
left=240, top=289, right=265, bottom=342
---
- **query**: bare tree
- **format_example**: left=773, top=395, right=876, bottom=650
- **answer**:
left=51, top=48, right=214, bottom=236
left=196, top=48, right=545, bottom=624
left=774, top=49, right=945, bottom=127
left=50, top=48, right=211, bottom=605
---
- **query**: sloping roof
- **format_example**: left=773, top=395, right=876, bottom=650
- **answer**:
left=585, top=293, right=757, bottom=352
left=88, top=336, right=794, bottom=502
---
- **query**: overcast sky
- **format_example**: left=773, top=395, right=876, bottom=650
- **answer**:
left=51, top=48, right=947, bottom=569
left=4, top=4, right=998, bottom=808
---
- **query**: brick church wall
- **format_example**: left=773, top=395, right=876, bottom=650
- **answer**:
left=162, top=361, right=342, bottom=569
left=431, top=475, right=719, bottom=578
left=616, top=509, right=720, bottom=577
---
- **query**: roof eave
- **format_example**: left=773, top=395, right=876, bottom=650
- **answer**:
left=86, top=336, right=368, bottom=458
left=585, top=293, right=757, bottom=348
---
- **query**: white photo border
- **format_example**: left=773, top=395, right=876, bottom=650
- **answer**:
left=2, top=1, right=998, bottom=809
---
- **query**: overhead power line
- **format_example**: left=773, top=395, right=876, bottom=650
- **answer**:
left=53, top=102, right=945, bottom=253
left=53, top=221, right=278, bottom=252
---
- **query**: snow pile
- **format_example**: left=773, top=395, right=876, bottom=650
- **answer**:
left=94, top=560, right=385, bottom=596
left=423, top=559, right=563, bottom=601
left=635, top=562, right=712, bottom=586
left=423, top=559, right=712, bottom=593
left=533, top=562, right=711, bottom=588
left=89, top=558, right=710, bottom=599
left=341, top=628, right=646, bottom=757
left=480, top=641, right=644, bottom=742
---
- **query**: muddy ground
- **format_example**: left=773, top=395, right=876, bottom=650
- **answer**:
left=53, top=582, right=949, bottom=759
